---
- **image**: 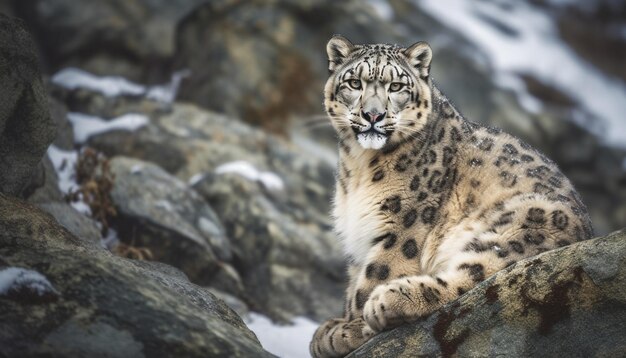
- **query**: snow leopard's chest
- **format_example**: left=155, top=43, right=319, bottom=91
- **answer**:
left=333, top=170, right=390, bottom=265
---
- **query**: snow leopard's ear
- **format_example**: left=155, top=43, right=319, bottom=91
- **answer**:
left=403, top=41, right=432, bottom=80
left=327, top=35, right=354, bottom=73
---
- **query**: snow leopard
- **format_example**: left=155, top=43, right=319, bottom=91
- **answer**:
left=310, top=35, right=593, bottom=358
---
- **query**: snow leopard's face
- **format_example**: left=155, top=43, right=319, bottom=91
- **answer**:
left=324, top=36, right=433, bottom=150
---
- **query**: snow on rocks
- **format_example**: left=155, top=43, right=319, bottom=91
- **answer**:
left=0, top=267, right=59, bottom=303
left=245, top=313, right=319, bottom=358
left=67, top=112, right=149, bottom=144
left=52, top=67, right=190, bottom=104
left=46, top=145, right=91, bottom=215
left=215, top=161, right=285, bottom=191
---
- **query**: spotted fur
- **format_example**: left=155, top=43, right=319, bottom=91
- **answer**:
left=310, top=36, right=593, bottom=358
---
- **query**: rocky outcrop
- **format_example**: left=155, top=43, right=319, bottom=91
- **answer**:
left=350, top=230, right=626, bottom=357
left=0, top=14, right=55, bottom=197
left=82, top=103, right=345, bottom=322
left=194, top=171, right=345, bottom=322
left=108, top=156, right=234, bottom=286
left=0, top=194, right=273, bottom=357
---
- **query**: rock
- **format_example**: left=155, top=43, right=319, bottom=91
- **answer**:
left=26, top=153, right=64, bottom=204
left=174, top=0, right=400, bottom=131
left=89, top=103, right=337, bottom=215
left=81, top=102, right=344, bottom=321
left=194, top=173, right=345, bottom=322
left=47, top=95, right=74, bottom=150
left=50, top=83, right=170, bottom=121
left=82, top=102, right=344, bottom=321
left=0, top=2, right=14, bottom=17
left=207, top=287, right=251, bottom=319
left=11, top=0, right=207, bottom=82
left=350, top=229, right=626, bottom=357
left=0, top=266, right=60, bottom=304
left=37, top=202, right=103, bottom=248
left=0, top=194, right=272, bottom=357
left=0, top=14, right=55, bottom=197
left=108, top=156, right=234, bottom=286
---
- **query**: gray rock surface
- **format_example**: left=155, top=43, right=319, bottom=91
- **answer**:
left=0, top=14, right=55, bottom=197
left=12, top=0, right=208, bottom=82
left=47, top=95, right=74, bottom=149
left=80, top=104, right=345, bottom=321
left=350, top=230, right=626, bottom=358
left=37, top=201, right=102, bottom=248
left=26, top=154, right=63, bottom=204
left=108, top=156, right=233, bottom=285
left=0, top=194, right=273, bottom=358
left=195, top=173, right=345, bottom=322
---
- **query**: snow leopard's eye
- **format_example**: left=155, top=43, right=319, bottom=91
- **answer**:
left=348, top=79, right=362, bottom=90
left=389, top=82, right=404, bottom=92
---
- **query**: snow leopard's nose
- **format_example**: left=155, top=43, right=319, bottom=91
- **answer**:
left=361, top=110, right=386, bottom=124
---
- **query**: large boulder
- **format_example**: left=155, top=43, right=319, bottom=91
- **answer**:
left=0, top=194, right=273, bottom=357
left=108, top=156, right=234, bottom=286
left=194, top=172, right=345, bottom=322
left=0, top=14, right=55, bottom=197
left=350, top=229, right=626, bottom=357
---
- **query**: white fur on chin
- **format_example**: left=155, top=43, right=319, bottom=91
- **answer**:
left=357, top=133, right=387, bottom=150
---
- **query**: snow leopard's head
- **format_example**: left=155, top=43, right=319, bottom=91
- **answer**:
left=324, top=35, right=433, bottom=150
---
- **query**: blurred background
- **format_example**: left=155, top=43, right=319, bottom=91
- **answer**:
left=2, top=0, right=625, bottom=356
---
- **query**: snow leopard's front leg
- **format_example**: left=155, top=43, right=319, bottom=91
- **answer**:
left=310, top=317, right=374, bottom=358
left=362, top=261, right=504, bottom=332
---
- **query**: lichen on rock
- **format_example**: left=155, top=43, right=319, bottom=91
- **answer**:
left=349, top=229, right=626, bottom=357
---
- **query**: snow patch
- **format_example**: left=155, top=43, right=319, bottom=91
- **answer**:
left=245, top=313, right=319, bottom=358
left=47, top=145, right=78, bottom=195
left=0, top=267, right=56, bottom=296
left=215, top=161, right=284, bottom=191
left=68, top=112, right=149, bottom=143
left=188, top=173, right=206, bottom=186
left=198, top=217, right=221, bottom=237
left=146, top=69, right=191, bottom=104
left=47, top=145, right=91, bottom=214
left=417, top=0, right=626, bottom=147
left=51, top=68, right=145, bottom=97
left=51, top=67, right=190, bottom=104
left=131, top=164, right=144, bottom=175
left=101, top=227, right=120, bottom=250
